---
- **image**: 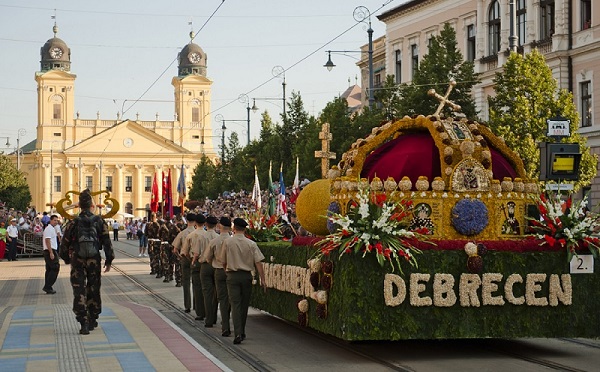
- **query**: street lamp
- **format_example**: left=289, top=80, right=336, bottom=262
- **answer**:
left=323, top=6, right=374, bottom=106
left=1, top=137, right=9, bottom=148
left=250, top=65, right=287, bottom=120
left=238, top=94, right=251, bottom=146
left=16, top=128, right=26, bottom=170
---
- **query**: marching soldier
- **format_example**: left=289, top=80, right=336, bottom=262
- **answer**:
left=168, top=218, right=182, bottom=286
left=158, top=218, right=171, bottom=282
left=175, top=213, right=196, bottom=313
left=198, top=216, right=220, bottom=327
left=207, top=216, right=232, bottom=336
left=189, top=214, right=206, bottom=320
left=146, top=212, right=162, bottom=278
left=219, top=218, right=267, bottom=344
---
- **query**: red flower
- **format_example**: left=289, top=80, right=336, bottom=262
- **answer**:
left=367, top=244, right=373, bottom=252
left=413, top=227, right=429, bottom=235
left=344, top=248, right=352, bottom=254
left=383, top=248, right=391, bottom=259
left=371, top=192, right=387, bottom=207
left=342, top=229, right=351, bottom=237
left=558, top=238, right=566, bottom=247
left=544, top=235, right=556, bottom=246
left=375, top=242, right=383, bottom=254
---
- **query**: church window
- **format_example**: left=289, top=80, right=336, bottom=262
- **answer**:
left=85, top=176, right=93, bottom=190
left=145, top=176, right=151, bottom=192
left=105, top=176, right=112, bottom=192
left=53, top=132, right=61, bottom=137
left=54, top=176, right=62, bottom=193
left=61, top=87, right=66, bottom=92
left=488, top=0, right=501, bottom=55
left=192, top=135, right=200, bottom=139
left=192, top=107, right=200, bottom=123
left=53, top=104, right=61, bottom=119
left=49, top=88, right=53, bottom=92
left=125, top=176, right=133, bottom=192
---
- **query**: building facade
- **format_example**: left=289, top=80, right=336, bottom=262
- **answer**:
left=20, top=26, right=216, bottom=217
left=369, top=0, right=599, bottom=200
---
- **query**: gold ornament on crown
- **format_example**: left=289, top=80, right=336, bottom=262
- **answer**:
left=55, top=189, right=120, bottom=220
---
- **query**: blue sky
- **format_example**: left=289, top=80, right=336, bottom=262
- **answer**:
left=0, top=0, right=406, bottom=153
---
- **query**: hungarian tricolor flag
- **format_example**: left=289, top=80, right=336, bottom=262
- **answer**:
left=150, top=173, right=159, bottom=212
left=267, top=161, right=276, bottom=216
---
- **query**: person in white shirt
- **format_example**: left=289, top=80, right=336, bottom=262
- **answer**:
left=42, top=215, right=61, bottom=294
left=6, top=218, right=19, bottom=261
left=54, top=219, right=63, bottom=247
left=112, top=220, right=120, bottom=241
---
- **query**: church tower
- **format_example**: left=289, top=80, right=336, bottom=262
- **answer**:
left=172, top=32, right=215, bottom=157
left=34, top=23, right=76, bottom=151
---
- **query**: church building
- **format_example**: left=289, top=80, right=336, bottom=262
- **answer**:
left=19, top=24, right=216, bottom=217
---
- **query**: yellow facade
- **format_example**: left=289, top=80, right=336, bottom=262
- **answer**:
left=18, top=27, right=215, bottom=217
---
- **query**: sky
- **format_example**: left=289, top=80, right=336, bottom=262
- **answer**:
left=0, top=0, right=405, bottom=154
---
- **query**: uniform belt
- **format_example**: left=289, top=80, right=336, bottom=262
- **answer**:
left=148, top=238, right=160, bottom=242
left=160, top=242, right=170, bottom=244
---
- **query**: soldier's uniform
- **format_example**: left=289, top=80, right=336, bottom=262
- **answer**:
left=207, top=217, right=232, bottom=336
left=199, top=217, right=220, bottom=327
left=219, top=218, right=266, bottom=344
left=146, top=217, right=161, bottom=278
left=158, top=220, right=172, bottom=282
left=168, top=220, right=182, bottom=285
left=59, top=197, right=114, bottom=335
left=176, top=215, right=197, bottom=313
left=189, top=214, right=207, bottom=320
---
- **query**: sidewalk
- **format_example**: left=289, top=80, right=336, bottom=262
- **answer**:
left=0, top=237, right=231, bottom=372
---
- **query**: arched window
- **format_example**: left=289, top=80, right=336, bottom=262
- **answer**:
left=488, top=1, right=501, bottom=55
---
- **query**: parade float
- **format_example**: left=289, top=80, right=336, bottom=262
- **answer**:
left=250, top=87, right=600, bottom=341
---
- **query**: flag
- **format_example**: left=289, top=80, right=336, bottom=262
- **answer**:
left=161, top=170, right=168, bottom=215
left=251, top=165, right=262, bottom=210
left=166, top=168, right=174, bottom=218
left=150, top=173, right=159, bottom=212
left=267, top=161, right=276, bottom=216
left=277, top=163, right=287, bottom=219
left=290, top=157, right=300, bottom=204
left=177, top=164, right=187, bottom=205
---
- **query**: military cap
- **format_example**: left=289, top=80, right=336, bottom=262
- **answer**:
left=206, top=216, right=219, bottom=225
left=196, top=214, right=206, bottom=224
left=219, top=216, right=232, bottom=227
left=233, top=217, right=248, bottom=228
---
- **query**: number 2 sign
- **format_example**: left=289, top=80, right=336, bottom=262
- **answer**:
left=569, top=255, right=594, bottom=274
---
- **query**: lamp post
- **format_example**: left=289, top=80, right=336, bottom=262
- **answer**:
left=49, top=141, right=60, bottom=210
left=238, top=94, right=251, bottom=145
left=16, top=128, right=26, bottom=170
left=250, top=66, right=287, bottom=121
left=324, top=6, right=374, bottom=106
left=1, top=137, right=9, bottom=150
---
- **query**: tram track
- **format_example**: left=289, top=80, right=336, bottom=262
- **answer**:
left=109, top=246, right=597, bottom=371
left=110, top=247, right=412, bottom=371
left=111, top=248, right=273, bottom=372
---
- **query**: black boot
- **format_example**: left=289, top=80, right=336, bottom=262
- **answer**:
left=80, top=322, right=90, bottom=335
left=89, top=320, right=99, bottom=331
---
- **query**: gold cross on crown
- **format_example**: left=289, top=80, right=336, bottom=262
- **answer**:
left=428, top=80, right=462, bottom=116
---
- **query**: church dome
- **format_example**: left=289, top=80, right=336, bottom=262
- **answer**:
left=178, top=32, right=206, bottom=77
left=40, top=25, right=71, bottom=72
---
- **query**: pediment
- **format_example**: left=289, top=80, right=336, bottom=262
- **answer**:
left=64, top=120, right=192, bottom=155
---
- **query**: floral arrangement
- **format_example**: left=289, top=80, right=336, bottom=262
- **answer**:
left=318, top=185, right=426, bottom=273
left=451, top=199, right=489, bottom=236
left=529, top=192, right=600, bottom=261
left=244, top=210, right=283, bottom=242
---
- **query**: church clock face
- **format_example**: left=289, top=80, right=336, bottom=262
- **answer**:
left=123, top=138, right=134, bottom=148
left=50, top=47, right=63, bottom=59
left=188, top=52, right=201, bottom=64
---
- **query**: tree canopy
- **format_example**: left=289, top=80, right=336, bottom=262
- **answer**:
left=0, top=153, right=31, bottom=210
left=488, top=50, right=597, bottom=188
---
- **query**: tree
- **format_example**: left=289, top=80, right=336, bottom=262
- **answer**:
left=488, top=50, right=597, bottom=187
left=188, top=155, right=219, bottom=200
left=0, top=153, right=31, bottom=210
left=397, top=23, right=480, bottom=118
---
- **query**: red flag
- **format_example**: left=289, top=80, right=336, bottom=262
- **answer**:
left=166, top=168, right=174, bottom=218
left=162, top=170, right=167, bottom=215
left=150, top=173, right=159, bottom=212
